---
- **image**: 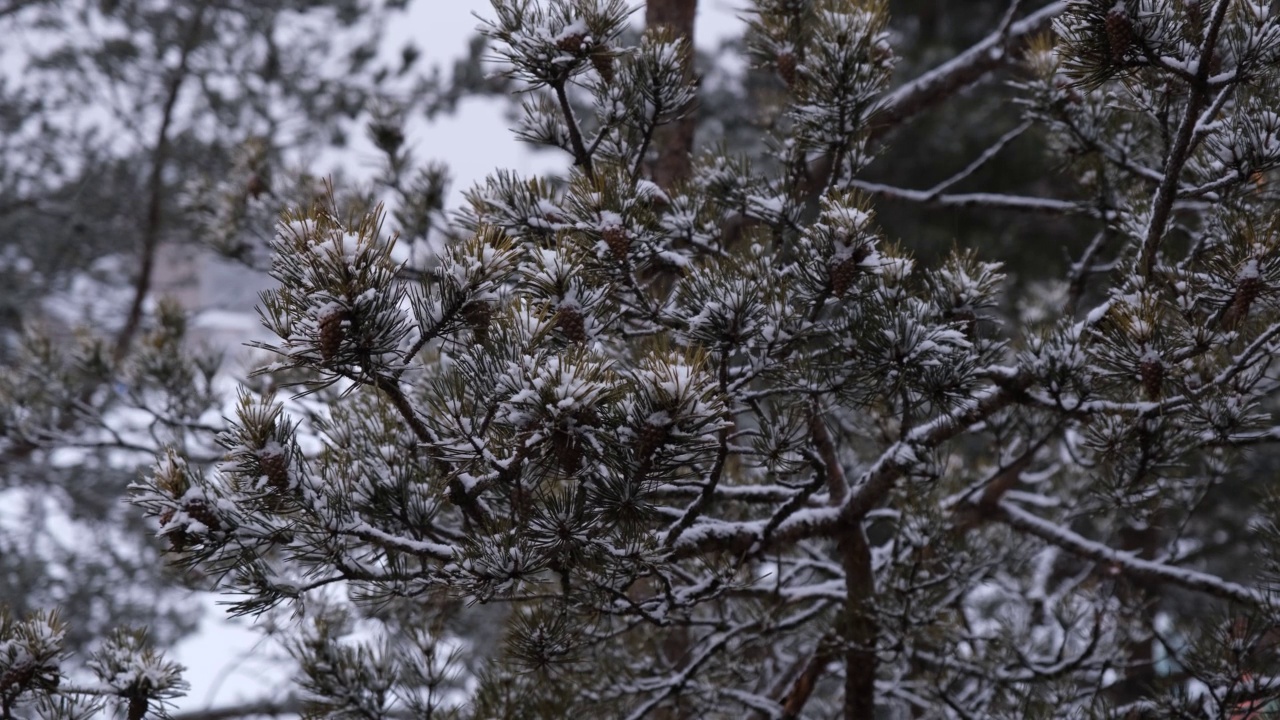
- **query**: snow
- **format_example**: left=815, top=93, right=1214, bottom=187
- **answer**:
left=552, top=19, right=589, bottom=44
left=999, top=501, right=1274, bottom=610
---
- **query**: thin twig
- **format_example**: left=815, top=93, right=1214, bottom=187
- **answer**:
left=113, top=2, right=209, bottom=365
left=923, top=120, right=1032, bottom=199
left=1138, top=0, right=1233, bottom=278
left=552, top=80, right=594, bottom=178
left=848, top=179, right=1089, bottom=216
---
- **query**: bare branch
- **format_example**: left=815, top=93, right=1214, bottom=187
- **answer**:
left=1138, top=0, right=1233, bottom=278
left=848, top=179, right=1090, bottom=216
left=113, top=2, right=210, bottom=365
left=869, top=2, right=1066, bottom=138
left=994, top=500, right=1276, bottom=610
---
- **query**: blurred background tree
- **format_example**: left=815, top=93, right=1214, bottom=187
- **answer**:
left=0, top=0, right=471, bottom=663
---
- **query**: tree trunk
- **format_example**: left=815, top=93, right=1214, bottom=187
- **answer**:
left=645, top=0, right=697, bottom=189
left=841, top=523, right=877, bottom=720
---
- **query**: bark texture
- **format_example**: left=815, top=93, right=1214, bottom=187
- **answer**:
left=646, top=0, right=697, bottom=189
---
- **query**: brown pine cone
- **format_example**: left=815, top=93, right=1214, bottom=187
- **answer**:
left=1138, top=355, right=1164, bottom=400
left=1105, top=6, right=1134, bottom=65
left=603, top=225, right=630, bottom=261
left=160, top=499, right=221, bottom=551
left=590, top=48, right=614, bottom=83
left=1222, top=274, right=1263, bottom=330
left=463, top=300, right=493, bottom=340
left=318, top=306, right=349, bottom=361
left=776, top=50, right=798, bottom=87
left=556, top=305, right=587, bottom=344
left=183, top=499, right=222, bottom=532
left=557, top=33, right=585, bottom=54
left=830, top=257, right=860, bottom=297
left=947, top=306, right=978, bottom=339
left=635, top=421, right=670, bottom=458
left=258, top=446, right=291, bottom=494
left=553, top=427, right=583, bottom=475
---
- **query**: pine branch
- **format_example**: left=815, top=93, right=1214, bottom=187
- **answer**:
left=847, top=179, right=1091, bottom=215
left=1138, top=0, right=1233, bottom=278
left=552, top=80, right=594, bottom=178
left=869, top=1, right=1066, bottom=138
left=994, top=500, right=1276, bottom=610
left=919, top=120, right=1033, bottom=199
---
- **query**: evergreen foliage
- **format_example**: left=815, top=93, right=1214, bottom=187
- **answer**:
left=8, top=0, right=1280, bottom=717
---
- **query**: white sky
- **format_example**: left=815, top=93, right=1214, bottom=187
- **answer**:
left=174, top=0, right=748, bottom=713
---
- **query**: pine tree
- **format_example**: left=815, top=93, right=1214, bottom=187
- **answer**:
left=10, top=0, right=1280, bottom=717
left=0, top=0, right=435, bottom=691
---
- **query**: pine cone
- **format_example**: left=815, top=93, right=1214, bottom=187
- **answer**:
left=370, top=121, right=405, bottom=154
left=463, top=300, right=493, bottom=341
left=776, top=50, right=798, bottom=87
left=159, top=499, right=221, bottom=551
left=258, top=446, right=291, bottom=494
left=603, top=225, right=630, bottom=261
left=635, top=421, right=670, bottom=458
left=590, top=48, right=614, bottom=83
left=0, top=664, right=35, bottom=695
left=1054, top=77, right=1083, bottom=106
left=552, top=426, right=583, bottom=475
left=1184, top=0, right=1203, bottom=35
left=557, top=33, right=585, bottom=54
left=318, top=306, right=349, bottom=361
left=127, top=694, right=148, bottom=720
left=246, top=173, right=267, bottom=200
left=1139, top=355, right=1164, bottom=400
left=830, top=243, right=872, bottom=298
left=183, top=499, right=221, bottom=532
left=829, top=257, right=860, bottom=297
left=1222, top=274, right=1263, bottom=329
left=1105, top=6, right=1133, bottom=65
left=556, top=305, right=586, bottom=344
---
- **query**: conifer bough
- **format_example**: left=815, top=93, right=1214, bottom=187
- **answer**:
left=9, top=0, right=1280, bottom=717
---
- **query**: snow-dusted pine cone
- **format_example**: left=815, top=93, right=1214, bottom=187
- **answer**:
left=776, top=50, right=798, bottom=87
left=1105, top=6, right=1133, bottom=65
left=318, top=306, right=349, bottom=361
left=603, top=225, right=630, bottom=261
left=556, top=305, right=586, bottom=344
left=258, top=446, right=291, bottom=494
left=590, top=48, right=614, bottom=83
left=557, top=32, right=585, bottom=54
left=830, top=257, right=860, bottom=297
left=947, top=306, right=978, bottom=339
left=1184, top=0, right=1203, bottom=33
left=1139, top=355, right=1164, bottom=400
left=159, top=499, right=221, bottom=551
left=0, top=663, right=42, bottom=696
left=159, top=499, right=221, bottom=533
left=463, top=300, right=493, bottom=340
left=553, top=427, right=583, bottom=474
left=1222, top=275, right=1262, bottom=329
left=635, top=421, right=670, bottom=458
